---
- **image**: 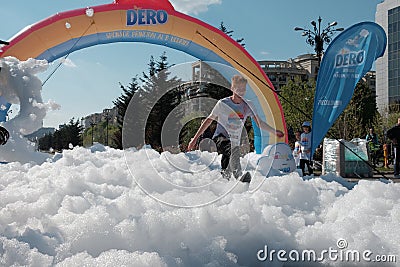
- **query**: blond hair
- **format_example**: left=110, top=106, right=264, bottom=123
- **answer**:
left=231, top=75, right=247, bottom=87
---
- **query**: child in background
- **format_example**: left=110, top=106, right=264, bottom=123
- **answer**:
left=300, top=121, right=313, bottom=176
left=383, top=142, right=389, bottom=169
left=293, top=130, right=301, bottom=169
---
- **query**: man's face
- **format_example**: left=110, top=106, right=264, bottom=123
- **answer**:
left=232, top=83, right=246, bottom=97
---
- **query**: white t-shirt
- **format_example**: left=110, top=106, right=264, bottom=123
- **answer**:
left=300, top=131, right=312, bottom=160
left=293, top=140, right=301, bottom=166
left=209, top=97, right=256, bottom=146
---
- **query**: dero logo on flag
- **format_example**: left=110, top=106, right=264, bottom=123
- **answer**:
left=334, top=29, right=370, bottom=68
left=335, top=50, right=365, bottom=68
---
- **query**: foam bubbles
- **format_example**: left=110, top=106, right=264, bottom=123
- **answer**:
left=0, top=57, right=55, bottom=164
left=0, top=146, right=398, bottom=266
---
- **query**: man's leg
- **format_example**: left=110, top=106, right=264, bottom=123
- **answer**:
left=214, top=135, right=232, bottom=179
left=230, top=146, right=242, bottom=179
left=395, top=146, right=400, bottom=176
left=307, top=160, right=313, bottom=175
left=300, top=159, right=306, bottom=176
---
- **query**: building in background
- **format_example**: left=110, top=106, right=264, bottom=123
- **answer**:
left=291, top=53, right=320, bottom=80
left=259, top=53, right=375, bottom=93
left=363, top=71, right=377, bottom=95
left=258, top=54, right=318, bottom=91
left=82, top=107, right=118, bottom=129
left=376, top=0, right=399, bottom=113
left=179, top=61, right=230, bottom=114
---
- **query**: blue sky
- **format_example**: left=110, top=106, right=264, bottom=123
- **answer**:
left=1, top=0, right=382, bottom=127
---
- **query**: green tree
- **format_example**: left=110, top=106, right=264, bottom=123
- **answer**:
left=141, top=52, right=181, bottom=150
left=82, top=120, right=119, bottom=148
left=219, top=21, right=245, bottom=47
left=38, top=118, right=82, bottom=151
left=112, top=77, right=140, bottom=149
left=278, top=78, right=315, bottom=138
left=328, top=81, right=379, bottom=140
left=179, top=114, right=205, bottom=151
left=114, top=52, right=181, bottom=151
left=378, top=104, right=400, bottom=142
left=38, top=133, right=53, bottom=151
left=278, top=78, right=379, bottom=147
left=64, top=118, right=83, bottom=147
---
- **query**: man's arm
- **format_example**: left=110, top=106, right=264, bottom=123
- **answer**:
left=387, top=126, right=400, bottom=145
left=253, top=115, right=284, bottom=137
left=187, top=117, right=215, bottom=151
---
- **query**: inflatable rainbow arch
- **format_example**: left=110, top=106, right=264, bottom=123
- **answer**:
left=0, top=0, right=287, bottom=151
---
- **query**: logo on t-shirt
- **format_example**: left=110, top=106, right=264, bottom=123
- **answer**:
left=227, top=111, right=244, bottom=130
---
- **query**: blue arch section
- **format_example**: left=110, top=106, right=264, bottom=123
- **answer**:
left=37, top=31, right=230, bottom=65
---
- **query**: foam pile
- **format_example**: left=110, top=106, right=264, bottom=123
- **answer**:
left=0, top=146, right=399, bottom=266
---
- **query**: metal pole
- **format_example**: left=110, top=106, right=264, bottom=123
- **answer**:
left=90, top=122, right=95, bottom=145
left=294, top=17, right=344, bottom=77
left=106, top=116, right=109, bottom=146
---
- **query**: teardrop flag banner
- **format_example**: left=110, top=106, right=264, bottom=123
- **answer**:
left=311, top=22, right=387, bottom=157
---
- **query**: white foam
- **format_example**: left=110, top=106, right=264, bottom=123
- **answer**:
left=0, top=146, right=398, bottom=266
left=0, top=57, right=58, bottom=164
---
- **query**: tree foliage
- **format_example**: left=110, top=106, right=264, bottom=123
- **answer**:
left=278, top=78, right=315, bottom=138
left=219, top=22, right=245, bottom=47
left=38, top=118, right=82, bottom=151
left=81, top=121, right=119, bottom=148
left=113, top=52, right=181, bottom=151
left=327, top=81, right=379, bottom=141
left=380, top=105, right=400, bottom=138
left=279, top=78, right=379, bottom=147
left=141, top=52, right=181, bottom=150
left=112, top=77, right=140, bottom=149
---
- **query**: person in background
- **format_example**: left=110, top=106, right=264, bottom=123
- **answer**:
left=386, top=118, right=400, bottom=178
left=383, top=142, right=389, bottom=169
left=300, top=121, right=313, bottom=176
left=366, top=127, right=379, bottom=146
left=366, top=127, right=380, bottom=165
left=292, top=130, right=302, bottom=169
